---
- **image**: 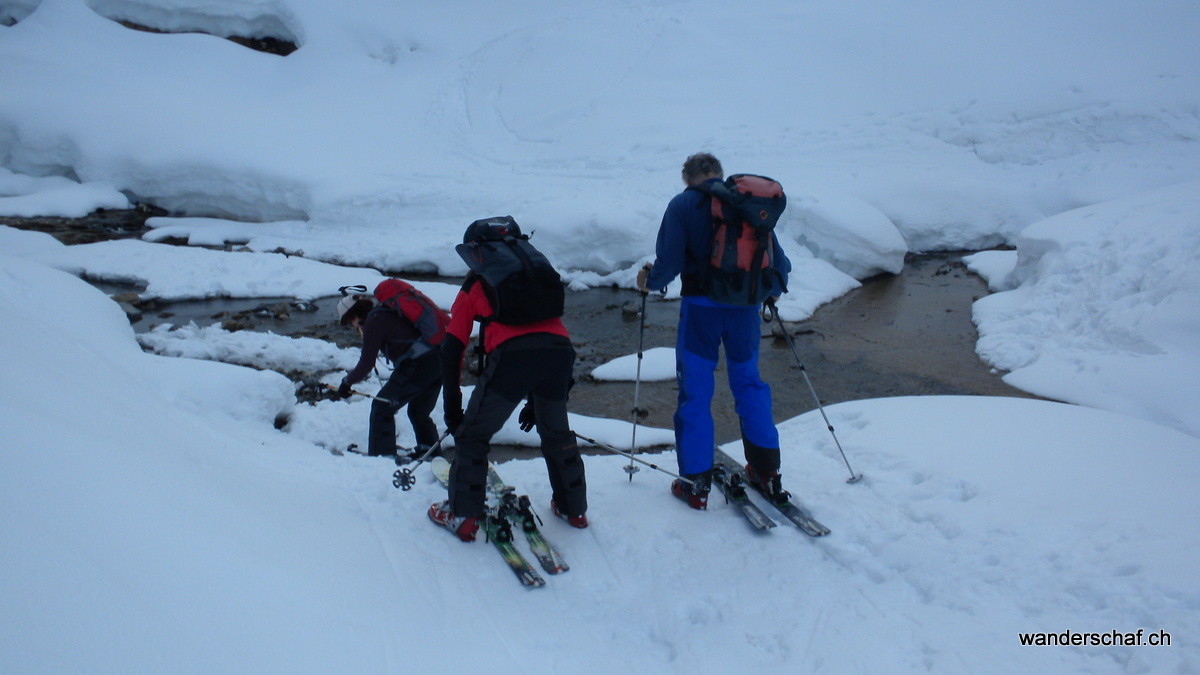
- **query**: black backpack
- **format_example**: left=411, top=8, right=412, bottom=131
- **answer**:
left=455, top=216, right=565, bottom=325
left=689, top=174, right=787, bottom=306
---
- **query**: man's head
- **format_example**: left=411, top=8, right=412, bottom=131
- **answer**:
left=682, top=152, right=723, bottom=186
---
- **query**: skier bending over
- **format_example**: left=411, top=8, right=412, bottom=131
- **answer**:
left=429, top=217, right=588, bottom=541
left=335, top=294, right=442, bottom=458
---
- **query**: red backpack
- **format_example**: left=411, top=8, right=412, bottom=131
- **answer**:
left=372, top=279, right=450, bottom=352
left=689, top=174, right=787, bottom=306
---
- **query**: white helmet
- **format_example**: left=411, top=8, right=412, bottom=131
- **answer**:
left=337, top=295, right=372, bottom=324
left=336, top=295, right=356, bottom=320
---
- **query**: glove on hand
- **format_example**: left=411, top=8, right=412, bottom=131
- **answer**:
left=518, top=400, right=536, bottom=432
left=336, top=380, right=353, bottom=399
left=442, top=387, right=463, bottom=430
left=444, top=407, right=464, bottom=431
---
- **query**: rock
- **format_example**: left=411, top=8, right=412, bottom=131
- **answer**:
left=290, top=299, right=318, bottom=312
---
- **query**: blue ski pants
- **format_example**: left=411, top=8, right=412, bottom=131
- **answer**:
left=674, top=297, right=780, bottom=475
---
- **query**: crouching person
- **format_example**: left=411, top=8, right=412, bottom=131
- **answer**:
left=336, top=288, right=443, bottom=459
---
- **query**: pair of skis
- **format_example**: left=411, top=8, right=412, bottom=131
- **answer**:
left=430, top=457, right=568, bottom=588
left=711, top=448, right=831, bottom=537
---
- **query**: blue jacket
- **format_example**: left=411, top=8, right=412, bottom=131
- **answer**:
left=645, top=178, right=791, bottom=299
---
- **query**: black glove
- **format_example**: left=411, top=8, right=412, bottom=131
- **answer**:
left=336, top=379, right=353, bottom=399
left=444, top=407, right=464, bottom=431
left=518, top=400, right=536, bottom=432
left=442, top=387, right=463, bottom=429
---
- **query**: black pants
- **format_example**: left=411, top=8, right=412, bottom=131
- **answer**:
left=368, top=351, right=441, bottom=456
left=449, top=334, right=587, bottom=518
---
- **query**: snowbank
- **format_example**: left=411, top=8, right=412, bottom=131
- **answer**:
left=27, top=237, right=459, bottom=306
left=0, top=223, right=64, bottom=255
left=139, top=321, right=359, bottom=373
left=963, top=249, right=1018, bottom=291
left=0, top=167, right=129, bottom=216
left=0, top=254, right=294, bottom=426
left=974, top=180, right=1200, bottom=437
left=2, top=0, right=1198, bottom=276
left=787, top=190, right=907, bottom=278
left=591, top=346, right=676, bottom=382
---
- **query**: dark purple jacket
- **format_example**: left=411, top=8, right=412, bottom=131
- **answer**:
left=345, top=307, right=421, bottom=385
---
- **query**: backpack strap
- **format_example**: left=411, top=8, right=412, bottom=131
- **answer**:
left=461, top=273, right=490, bottom=374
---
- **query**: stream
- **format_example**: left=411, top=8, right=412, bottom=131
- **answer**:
left=7, top=211, right=1035, bottom=454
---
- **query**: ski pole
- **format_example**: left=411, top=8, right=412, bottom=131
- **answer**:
left=575, top=432, right=695, bottom=487
left=321, top=383, right=399, bottom=406
left=625, top=290, right=650, bottom=481
left=762, top=302, right=863, bottom=484
left=392, top=429, right=453, bottom=491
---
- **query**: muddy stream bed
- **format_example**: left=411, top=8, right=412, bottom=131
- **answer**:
left=8, top=211, right=1036, bottom=457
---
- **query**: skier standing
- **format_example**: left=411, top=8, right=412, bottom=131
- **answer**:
left=637, top=152, right=793, bottom=509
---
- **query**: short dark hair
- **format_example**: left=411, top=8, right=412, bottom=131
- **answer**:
left=682, top=153, right=723, bottom=185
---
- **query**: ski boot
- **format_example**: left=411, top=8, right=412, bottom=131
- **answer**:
left=745, top=464, right=791, bottom=505
left=671, top=471, right=712, bottom=510
left=428, top=500, right=480, bottom=542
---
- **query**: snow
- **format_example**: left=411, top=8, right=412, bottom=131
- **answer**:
left=591, top=346, right=677, bottom=382
left=963, top=249, right=1019, bottom=292
left=0, top=223, right=64, bottom=255
left=2, top=0, right=1200, bottom=671
left=142, top=215, right=305, bottom=248
left=27, top=237, right=461, bottom=306
left=973, top=180, right=1200, bottom=438
left=0, top=166, right=130, bottom=217
left=138, top=321, right=360, bottom=373
left=3, top=0, right=1199, bottom=280
left=2, top=254, right=1198, bottom=671
left=788, top=189, right=908, bottom=279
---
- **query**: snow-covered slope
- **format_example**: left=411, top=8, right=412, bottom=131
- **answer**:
left=3, top=244, right=1199, bottom=672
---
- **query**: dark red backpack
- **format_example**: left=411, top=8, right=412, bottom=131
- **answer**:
left=689, top=174, right=787, bottom=306
left=373, top=278, right=450, bottom=352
